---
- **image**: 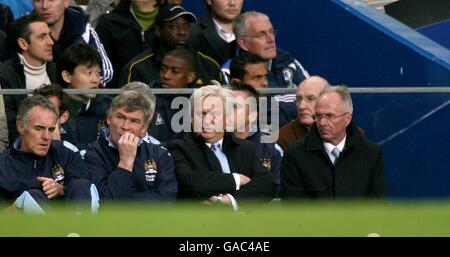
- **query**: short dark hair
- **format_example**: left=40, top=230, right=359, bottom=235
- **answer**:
left=228, top=81, right=259, bottom=99
left=227, top=81, right=260, bottom=115
left=56, top=43, right=102, bottom=88
left=33, top=84, right=70, bottom=117
left=230, top=52, right=267, bottom=81
left=163, top=48, right=195, bottom=72
left=7, top=12, right=44, bottom=53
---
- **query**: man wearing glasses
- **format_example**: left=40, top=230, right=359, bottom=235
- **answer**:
left=281, top=86, right=386, bottom=199
left=222, top=11, right=309, bottom=88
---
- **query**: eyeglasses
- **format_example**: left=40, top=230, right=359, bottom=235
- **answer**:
left=312, top=112, right=349, bottom=121
left=242, top=29, right=277, bottom=40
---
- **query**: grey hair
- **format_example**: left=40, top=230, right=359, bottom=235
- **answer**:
left=318, top=85, right=353, bottom=113
left=109, top=90, right=153, bottom=124
left=16, top=95, right=57, bottom=130
left=189, top=84, right=234, bottom=114
left=120, top=81, right=156, bottom=114
left=233, top=11, right=270, bottom=37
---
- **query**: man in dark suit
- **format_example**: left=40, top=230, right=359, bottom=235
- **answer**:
left=281, top=85, right=386, bottom=199
left=167, top=85, right=274, bottom=209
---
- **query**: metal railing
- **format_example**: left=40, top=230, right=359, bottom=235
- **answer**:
left=1, top=87, right=450, bottom=95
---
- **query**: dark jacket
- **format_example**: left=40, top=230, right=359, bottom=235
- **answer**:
left=61, top=96, right=111, bottom=149
left=55, top=7, right=113, bottom=84
left=281, top=122, right=386, bottom=199
left=166, top=132, right=275, bottom=201
left=0, top=54, right=57, bottom=144
left=147, top=80, right=187, bottom=145
left=84, top=128, right=178, bottom=201
left=118, top=47, right=222, bottom=88
left=0, top=139, right=90, bottom=201
left=95, top=0, right=155, bottom=88
left=189, top=12, right=238, bottom=66
left=222, top=48, right=309, bottom=88
left=246, top=130, right=282, bottom=196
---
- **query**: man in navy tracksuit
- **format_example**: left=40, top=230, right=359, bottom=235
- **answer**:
left=0, top=95, right=95, bottom=212
left=228, top=82, right=282, bottom=197
left=84, top=89, right=178, bottom=201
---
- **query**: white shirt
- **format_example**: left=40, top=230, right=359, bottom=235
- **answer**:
left=212, top=18, right=235, bottom=43
left=323, top=136, right=346, bottom=165
left=205, top=138, right=240, bottom=211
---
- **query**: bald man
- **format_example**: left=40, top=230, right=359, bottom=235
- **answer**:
left=277, top=76, right=330, bottom=150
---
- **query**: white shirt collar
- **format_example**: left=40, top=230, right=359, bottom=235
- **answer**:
left=212, top=18, right=235, bottom=43
left=323, top=135, right=346, bottom=157
left=205, top=138, right=224, bottom=149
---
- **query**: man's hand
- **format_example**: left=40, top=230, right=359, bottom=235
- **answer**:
left=238, top=174, right=251, bottom=186
left=37, top=176, right=64, bottom=199
left=117, top=132, right=139, bottom=172
left=208, top=194, right=232, bottom=205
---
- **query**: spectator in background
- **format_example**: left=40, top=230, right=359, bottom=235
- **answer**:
left=33, top=84, right=80, bottom=153
left=147, top=48, right=196, bottom=144
left=119, top=4, right=222, bottom=88
left=167, top=85, right=274, bottom=210
left=0, top=13, right=57, bottom=146
left=56, top=43, right=111, bottom=149
left=281, top=86, right=386, bottom=199
left=229, top=52, right=296, bottom=131
left=87, top=0, right=121, bottom=28
left=95, top=0, right=160, bottom=88
left=277, top=76, right=330, bottom=150
left=225, top=11, right=310, bottom=129
left=223, top=11, right=309, bottom=88
left=33, top=0, right=113, bottom=85
left=190, top=0, right=244, bottom=66
left=228, top=82, right=282, bottom=197
left=0, top=95, right=97, bottom=213
left=84, top=89, right=178, bottom=202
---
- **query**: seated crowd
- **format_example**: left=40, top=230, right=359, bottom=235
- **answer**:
left=0, top=1, right=386, bottom=213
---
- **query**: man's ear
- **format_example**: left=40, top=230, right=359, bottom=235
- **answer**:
left=106, top=112, right=112, bottom=127
left=17, top=120, right=25, bottom=136
left=61, top=70, right=71, bottom=85
left=17, top=38, right=28, bottom=51
left=345, top=113, right=353, bottom=127
left=187, top=72, right=196, bottom=85
left=237, top=37, right=248, bottom=51
left=59, top=111, right=70, bottom=125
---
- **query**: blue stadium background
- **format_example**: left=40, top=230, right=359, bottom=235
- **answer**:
left=184, top=0, right=450, bottom=198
